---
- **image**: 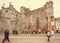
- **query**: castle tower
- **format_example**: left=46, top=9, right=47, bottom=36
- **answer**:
left=1, top=3, right=5, bottom=10
left=9, top=2, right=14, bottom=10
left=44, top=0, right=54, bottom=31
left=20, top=6, right=27, bottom=14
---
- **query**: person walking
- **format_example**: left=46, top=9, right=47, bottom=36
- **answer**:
left=51, top=30, right=55, bottom=42
left=47, top=31, right=51, bottom=42
left=2, top=29, right=10, bottom=43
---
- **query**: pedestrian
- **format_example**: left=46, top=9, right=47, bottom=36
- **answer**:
left=12, top=29, right=15, bottom=34
left=47, top=31, right=51, bottom=42
left=15, top=30, right=18, bottom=35
left=51, top=30, right=54, bottom=42
left=2, top=29, right=10, bottom=43
left=51, top=30, right=54, bottom=36
left=13, top=29, right=18, bottom=35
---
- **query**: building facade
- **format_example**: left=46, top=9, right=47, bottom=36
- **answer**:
left=0, top=1, right=55, bottom=33
left=55, top=17, right=60, bottom=31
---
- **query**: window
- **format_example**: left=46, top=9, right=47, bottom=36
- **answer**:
left=5, top=10, right=8, bottom=13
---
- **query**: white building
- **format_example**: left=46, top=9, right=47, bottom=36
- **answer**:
left=55, top=17, right=60, bottom=31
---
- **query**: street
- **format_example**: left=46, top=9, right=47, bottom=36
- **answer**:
left=0, top=34, right=60, bottom=43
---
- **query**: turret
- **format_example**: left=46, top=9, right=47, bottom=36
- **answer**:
left=20, top=6, right=27, bottom=14
left=9, top=2, right=14, bottom=10
left=1, top=3, right=5, bottom=10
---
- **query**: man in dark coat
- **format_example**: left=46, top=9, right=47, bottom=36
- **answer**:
left=2, top=29, right=10, bottom=43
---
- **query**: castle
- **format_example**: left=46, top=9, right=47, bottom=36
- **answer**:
left=0, top=1, right=55, bottom=33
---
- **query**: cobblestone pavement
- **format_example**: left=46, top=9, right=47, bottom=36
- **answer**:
left=0, top=34, right=60, bottom=43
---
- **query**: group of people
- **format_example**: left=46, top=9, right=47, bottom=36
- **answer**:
left=12, top=29, right=18, bottom=35
left=2, top=29, right=54, bottom=43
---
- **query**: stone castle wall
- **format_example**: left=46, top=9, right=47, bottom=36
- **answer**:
left=0, top=1, right=54, bottom=33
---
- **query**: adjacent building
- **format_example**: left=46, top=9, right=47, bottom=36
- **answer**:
left=55, top=17, right=60, bottom=31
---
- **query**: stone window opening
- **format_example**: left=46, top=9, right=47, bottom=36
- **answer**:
left=5, top=10, right=8, bottom=13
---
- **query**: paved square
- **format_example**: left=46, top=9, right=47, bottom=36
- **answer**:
left=0, top=34, right=60, bottom=43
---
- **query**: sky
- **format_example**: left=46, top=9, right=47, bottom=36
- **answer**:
left=0, top=0, right=60, bottom=18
